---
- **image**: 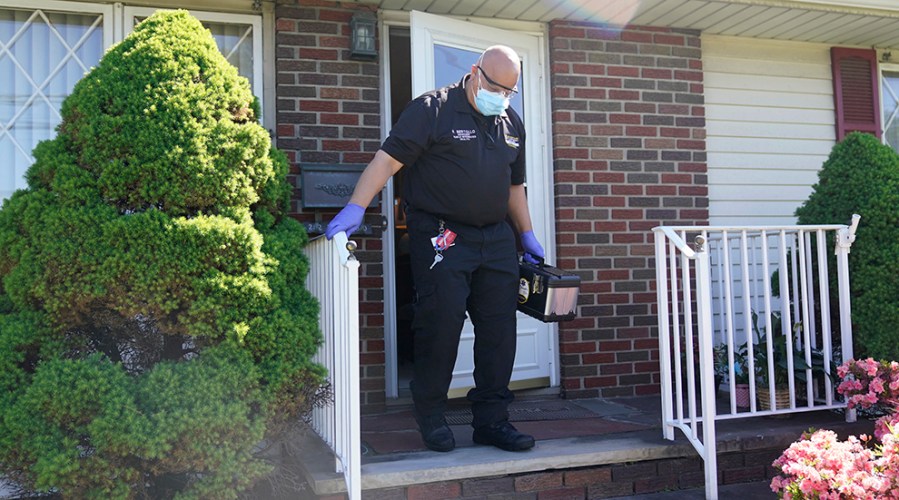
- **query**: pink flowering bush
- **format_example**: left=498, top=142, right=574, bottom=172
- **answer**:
left=771, top=358, right=899, bottom=498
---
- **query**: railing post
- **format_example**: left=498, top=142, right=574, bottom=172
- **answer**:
left=836, top=215, right=859, bottom=423
left=307, top=233, right=362, bottom=500
left=654, top=230, right=675, bottom=441
left=694, top=235, right=719, bottom=500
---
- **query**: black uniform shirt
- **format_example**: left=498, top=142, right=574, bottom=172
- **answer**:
left=381, top=75, right=526, bottom=227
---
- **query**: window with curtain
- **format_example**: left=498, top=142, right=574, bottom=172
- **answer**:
left=881, top=70, right=899, bottom=154
left=1, top=4, right=262, bottom=203
left=0, top=7, right=104, bottom=200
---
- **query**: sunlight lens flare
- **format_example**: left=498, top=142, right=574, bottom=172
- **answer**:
left=565, top=0, right=643, bottom=28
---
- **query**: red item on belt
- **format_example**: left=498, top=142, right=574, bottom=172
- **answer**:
left=434, top=230, right=456, bottom=251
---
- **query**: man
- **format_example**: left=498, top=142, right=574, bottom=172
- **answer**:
left=326, top=45, right=544, bottom=453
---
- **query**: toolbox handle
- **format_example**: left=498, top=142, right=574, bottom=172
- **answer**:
left=522, top=253, right=545, bottom=268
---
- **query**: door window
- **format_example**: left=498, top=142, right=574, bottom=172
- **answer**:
left=433, top=44, right=524, bottom=118
left=126, top=8, right=262, bottom=97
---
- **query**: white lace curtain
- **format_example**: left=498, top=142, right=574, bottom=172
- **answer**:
left=0, top=6, right=258, bottom=201
left=0, top=8, right=103, bottom=200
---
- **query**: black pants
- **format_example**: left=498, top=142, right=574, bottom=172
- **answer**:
left=407, top=210, right=519, bottom=429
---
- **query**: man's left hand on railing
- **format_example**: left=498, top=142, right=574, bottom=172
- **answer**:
left=325, top=203, right=364, bottom=240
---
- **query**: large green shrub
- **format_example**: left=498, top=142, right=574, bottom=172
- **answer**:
left=795, top=132, right=899, bottom=360
left=0, top=11, right=322, bottom=498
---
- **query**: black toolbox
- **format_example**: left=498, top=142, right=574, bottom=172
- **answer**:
left=517, top=259, right=580, bottom=322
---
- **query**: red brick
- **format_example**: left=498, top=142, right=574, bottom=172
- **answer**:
left=555, top=171, right=591, bottom=182
left=574, top=88, right=607, bottom=99
left=591, top=196, right=626, bottom=207
left=722, top=466, right=766, bottom=485
left=319, top=8, right=354, bottom=23
left=320, top=87, right=360, bottom=99
left=299, top=100, right=338, bottom=112
left=407, top=481, right=461, bottom=500
left=582, top=353, right=615, bottom=364
left=621, top=31, right=653, bottom=43
left=584, top=376, right=618, bottom=388
left=599, top=340, right=632, bottom=351
left=609, top=89, right=640, bottom=101
left=360, top=352, right=384, bottom=364
left=320, top=113, right=359, bottom=125
left=635, top=475, right=679, bottom=493
left=515, top=472, right=564, bottom=492
left=653, top=33, right=685, bottom=46
left=572, top=63, right=606, bottom=75
left=560, top=341, right=598, bottom=354
left=299, top=47, right=339, bottom=60
left=589, top=77, right=623, bottom=88
left=660, top=127, right=690, bottom=138
left=645, top=138, right=676, bottom=149
left=276, top=19, right=296, bottom=31
left=555, top=148, right=591, bottom=159
left=590, top=125, right=624, bottom=136
left=536, top=487, right=587, bottom=499
left=549, top=25, right=587, bottom=38
left=462, top=477, right=515, bottom=496
left=642, top=68, right=673, bottom=79
left=601, top=363, right=633, bottom=375
left=625, top=126, right=659, bottom=137
left=675, top=70, right=703, bottom=81
left=611, top=462, right=657, bottom=481
left=319, top=35, right=348, bottom=48
left=609, top=114, right=641, bottom=124
left=607, top=66, right=640, bottom=77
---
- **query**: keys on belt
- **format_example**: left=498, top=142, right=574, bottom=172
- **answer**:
left=429, top=220, right=456, bottom=270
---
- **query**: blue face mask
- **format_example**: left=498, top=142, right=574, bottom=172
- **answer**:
left=474, top=73, right=511, bottom=116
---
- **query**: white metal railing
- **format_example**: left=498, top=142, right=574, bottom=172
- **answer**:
left=653, top=216, right=860, bottom=500
left=306, top=232, right=361, bottom=500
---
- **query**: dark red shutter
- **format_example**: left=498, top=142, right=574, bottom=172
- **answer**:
left=831, top=47, right=881, bottom=141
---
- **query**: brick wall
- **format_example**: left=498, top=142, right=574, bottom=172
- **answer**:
left=275, top=0, right=386, bottom=410
left=549, top=21, right=709, bottom=398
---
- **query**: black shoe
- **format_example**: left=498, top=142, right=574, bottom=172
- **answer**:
left=472, top=421, right=535, bottom=451
left=415, top=413, right=455, bottom=452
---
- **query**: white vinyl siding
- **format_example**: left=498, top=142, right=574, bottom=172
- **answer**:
left=703, top=35, right=836, bottom=226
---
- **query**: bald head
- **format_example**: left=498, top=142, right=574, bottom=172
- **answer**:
left=472, top=45, right=520, bottom=94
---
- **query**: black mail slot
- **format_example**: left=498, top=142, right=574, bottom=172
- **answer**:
left=300, top=163, right=379, bottom=209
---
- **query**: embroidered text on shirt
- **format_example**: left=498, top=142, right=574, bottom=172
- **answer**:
left=452, top=129, right=477, bottom=141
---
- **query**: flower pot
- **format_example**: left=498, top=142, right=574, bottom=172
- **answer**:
left=758, top=387, right=792, bottom=412
left=734, top=383, right=751, bottom=408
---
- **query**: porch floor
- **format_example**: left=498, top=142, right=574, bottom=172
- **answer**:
left=299, top=395, right=874, bottom=498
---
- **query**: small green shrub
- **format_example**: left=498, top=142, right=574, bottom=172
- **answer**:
left=795, top=132, right=899, bottom=360
left=0, top=11, right=323, bottom=499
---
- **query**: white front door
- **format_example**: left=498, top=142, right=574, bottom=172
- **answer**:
left=409, top=11, right=557, bottom=395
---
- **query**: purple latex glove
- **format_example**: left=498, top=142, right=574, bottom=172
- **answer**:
left=520, top=230, right=544, bottom=264
left=325, top=203, right=364, bottom=240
